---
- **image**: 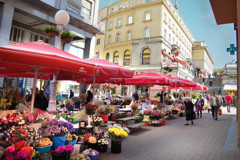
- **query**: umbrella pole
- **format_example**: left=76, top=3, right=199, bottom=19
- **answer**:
left=92, top=76, right=96, bottom=104
left=48, top=75, right=58, bottom=112
left=79, top=80, right=81, bottom=97
left=31, top=67, right=39, bottom=112
left=162, top=85, right=164, bottom=103
left=128, top=85, right=131, bottom=96
left=39, top=76, right=43, bottom=91
left=149, top=84, right=151, bottom=100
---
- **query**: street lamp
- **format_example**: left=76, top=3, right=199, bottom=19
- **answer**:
left=48, top=10, right=70, bottom=113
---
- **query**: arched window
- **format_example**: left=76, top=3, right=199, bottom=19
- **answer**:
left=106, top=53, right=110, bottom=61
left=113, top=52, right=119, bottom=64
left=124, top=50, right=131, bottom=66
left=142, top=48, right=150, bottom=64
left=127, top=31, right=131, bottom=40
left=144, top=27, right=150, bottom=38
left=116, top=33, right=120, bottom=42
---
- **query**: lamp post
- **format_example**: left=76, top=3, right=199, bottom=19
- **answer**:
left=48, top=10, right=70, bottom=113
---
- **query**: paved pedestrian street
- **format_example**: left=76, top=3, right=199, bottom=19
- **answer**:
left=99, top=107, right=240, bottom=160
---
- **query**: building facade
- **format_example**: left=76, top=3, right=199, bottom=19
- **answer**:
left=192, top=41, right=214, bottom=76
left=0, top=0, right=104, bottom=94
left=95, top=0, right=195, bottom=80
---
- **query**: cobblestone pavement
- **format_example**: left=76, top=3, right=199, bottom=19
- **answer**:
left=98, top=107, right=240, bottom=160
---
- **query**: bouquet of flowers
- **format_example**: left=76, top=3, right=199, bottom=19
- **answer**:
left=85, top=104, right=98, bottom=115
left=151, top=110, right=163, bottom=120
left=48, top=119, right=74, bottom=136
left=65, top=100, right=74, bottom=109
left=66, top=133, right=77, bottom=142
left=144, top=109, right=153, bottom=115
left=96, top=105, right=113, bottom=115
left=175, top=99, right=183, bottom=104
left=3, top=141, right=34, bottom=160
left=164, top=98, right=174, bottom=105
left=74, top=154, right=90, bottom=160
left=0, top=113, right=20, bottom=131
left=0, top=90, right=25, bottom=110
left=5, top=125, right=40, bottom=145
left=131, top=105, right=138, bottom=112
left=151, top=120, right=161, bottom=126
left=33, top=138, right=52, bottom=147
left=88, top=136, right=97, bottom=144
left=91, top=116, right=104, bottom=126
left=108, top=127, right=128, bottom=141
left=83, top=148, right=99, bottom=157
left=54, top=145, right=74, bottom=160
left=97, top=138, right=108, bottom=146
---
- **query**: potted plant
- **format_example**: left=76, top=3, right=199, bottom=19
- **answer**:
left=65, top=100, right=74, bottom=110
left=143, top=109, right=153, bottom=121
left=108, top=127, right=128, bottom=154
left=61, top=31, right=73, bottom=43
left=91, top=116, right=104, bottom=127
left=97, top=138, right=108, bottom=153
left=53, top=145, right=74, bottom=160
left=83, top=148, right=99, bottom=160
left=65, top=133, right=78, bottom=145
left=48, top=119, right=74, bottom=149
left=3, top=141, right=34, bottom=160
left=33, top=137, right=53, bottom=154
left=85, top=104, right=98, bottom=128
left=131, top=104, right=138, bottom=117
left=43, top=25, right=60, bottom=38
left=96, top=105, right=112, bottom=123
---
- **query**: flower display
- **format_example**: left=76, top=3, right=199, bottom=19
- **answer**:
left=3, top=141, right=34, bottom=160
left=33, top=138, right=52, bottom=147
left=0, top=90, right=25, bottom=110
left=151, top=120, right=161, bottom=126
left=131, top=105, right=138, bottom=112
left=91, top=116, right=104, bottom=126
left=83, top=148, right=99, bottom=157
left=88, top=136, right=97, bottom=144
left=96, top=105, right=113, bottom=115
left=65, top=100, right=74, bottom=107
left=48, top=119, right=74, bottom=136
left=108, top=127, right=128, bottom=141
left=0, top=113, right=21, bottom=131
left=97, top=138, right=108, bottom=146
left=85, top=104, right=98, bottom=115
left=172, top=107, right=180, bottom=111
left=83, top=133, right=92, bottom=142
left=55, top=144, right=74, bottom=155
left=150, top=110, right=164, bottom=120
left=75, top=154, right=90, bottom=160
left=66, top=133, right=77, bottom=142
left=144, top=109, right=153, bottom=115
left=142, top=119, right=149, bottom=124
left=164, top=98, right=174, bottom=105
left=5, top=125, right=40, bottom=145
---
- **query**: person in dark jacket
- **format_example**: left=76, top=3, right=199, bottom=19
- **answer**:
left=35, top=90, right=48, bottom=111
left=195, top=95, right=204, bottom=118
left=184, top=98, right=194, bottom=125
left=132, top=91, right=139, bottom=102
left=70, top=89, right=74, bottom=99
left=86, top=90, right=93, bottom=104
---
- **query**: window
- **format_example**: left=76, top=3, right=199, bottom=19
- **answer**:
left=10, top=26, right=25, bottom=43
left=169, top=19, right=171, bottom=27
left=109, top=22, right=113, bottom=29
left=129, top=2, right=133, bottom=7
left=116, top=33, right=120, bottom=42
left=145, top=12, right=151, bottom=20
left=142, top=0, right=145, bottom=3
left=144, top=27, right=150, bottom=38
left=95, top=52, right=99, bottom=57
left=146, top=0, right=151, bottom=3
left=142, top=48, right=150, bottom=64
left=127, top=31, right=131, bottom=40
left=124, top=50, right=131, bottom=65
left=117, top=18, right=122, bottom=26
left=169, top=34, right=171, bottom=43
left=113, top=52, right=119, bottom=64
left=110, top=8, right=114, bottom=14
left=128, top=16, right=133, bottom=24
left=96, top=38, right=100, bottom=45
left=164, top=29, right=167, bottom=39
left=164, top=13, right=167, bottom=21
left=108, top=36, right=111, bottom=44
left=106, top=53, right=110, bottom=61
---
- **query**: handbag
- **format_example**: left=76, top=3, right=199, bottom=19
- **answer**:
left=218, top=108, right=222, bottom=115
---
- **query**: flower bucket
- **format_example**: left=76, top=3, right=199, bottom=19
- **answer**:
left=62, top=37, right=72, bottom=43
left=111, top=141, right=121, bottom=154
left=29, top=122, right=42, bottom=131
left=35, top=145, right=52, bottom=154
left=67, top=106, right=75, bottom=110
left=88, top=143, right=97, bottom=150
left=88, top=155, right=98, bottom=160
left=47, top=32, right=57, bottom=38
left=66, top=139, right=77, bottom=146
left=161, top=121, right=166, bottom=126
left=97, top=145, right=107, bottom=153
left=75, top=103, right=80, bottom=109
left=52, top=135, right=66, bottom=149
left=100, top=114, right=109, bottom=123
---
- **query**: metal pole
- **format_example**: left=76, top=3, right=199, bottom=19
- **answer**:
left=79, top=80, right=81, bottom=97
left=92, top=76, right=96, bottom=104
left=31, top=67, right=39, bottom=112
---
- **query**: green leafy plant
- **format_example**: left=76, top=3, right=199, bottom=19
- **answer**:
left=61, top=31, right=73, bottom=39
left=43, top=25, right=60, bottom=34
left=228, top=75, right=237, bottom=79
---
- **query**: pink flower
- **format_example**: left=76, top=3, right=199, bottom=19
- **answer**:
left=7, top=146, right=15, bottom=153
left=5, top=155, right=13, bottom=160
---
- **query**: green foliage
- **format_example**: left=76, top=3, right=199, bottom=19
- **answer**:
left=163, top=67, right=173, bottom=72
left=228, top=75, right=237, bottom=79
left=137, top=112, right=144, bottom=121
left=43, top=25, right=59, bottom=34
left=213, top=69, right=224, bottom=76
left=61, top=31, right=73, bottom=39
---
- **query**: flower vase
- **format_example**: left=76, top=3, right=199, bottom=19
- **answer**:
left=88, top=155, right=98, bottom=160
left=86, top=115, right=93, bottom=128
left=111, top=140, right=122, bottom=154
left=100, top=114, right=109, bottom=123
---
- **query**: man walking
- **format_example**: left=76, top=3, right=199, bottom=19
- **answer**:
left=132, top=91, right=139, bottom=102
left=225, top=92, right=233, bottom=112
left=209, top=91, right=221, bottom=120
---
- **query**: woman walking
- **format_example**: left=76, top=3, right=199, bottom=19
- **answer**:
left=184, top=98, right=195, bottom=125
left=195, top=95, right=204, bottom=118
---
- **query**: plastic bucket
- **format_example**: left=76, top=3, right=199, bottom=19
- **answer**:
left=52, top=135, right=66, bottom=149
left=88, top=155, right=98, bottom=160
left=100, top=114, right=109, bottom=123
left=35, top=145, right=52, bottom=154
left=65, top=139, right=77, bottom=146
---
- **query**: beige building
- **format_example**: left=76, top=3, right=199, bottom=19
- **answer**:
left=192, top=41, right=214, bottom=76
left=95, top=0, right=195, bottom=80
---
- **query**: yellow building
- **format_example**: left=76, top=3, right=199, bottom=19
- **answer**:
left=95, top=0, right=195, bottom=80
left=192, top=41, right=214, bottom=76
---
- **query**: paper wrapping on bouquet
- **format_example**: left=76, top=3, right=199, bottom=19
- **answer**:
left=142, top=102, right=147, bottom=109
left=73, top=144, right=81, bottom=155
left=165, top=105, right=173, bottom=111
left=218, top=108, right=222, bottom=115
left=52, top=135, right=66, bottom=149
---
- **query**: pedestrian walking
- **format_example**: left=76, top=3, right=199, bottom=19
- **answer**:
left=184, top=98, right=195, bottom=125
left=209, top=91, right=221, bottom=120
left=195, top=95, right=204, bottom=118
left=209, top=79, right=213, bottom=87
left=145, top=89, right=150, bottom=102
left=208, top=73, right=211, bottom=79
left=69, top=89, right=74, bottom=99
left=225, top=92, right=233, bottom=112
left=86, top=90, right=93, bottom=104
left=132, top=91, right=139, bottom=102
left=217, top=87, right=221, bottom=95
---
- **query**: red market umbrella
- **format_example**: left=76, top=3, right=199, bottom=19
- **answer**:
left=0, top=40, right=96, bottom=110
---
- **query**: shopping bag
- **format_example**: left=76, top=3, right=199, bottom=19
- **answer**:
left=218, top=108, right=222, bottom=115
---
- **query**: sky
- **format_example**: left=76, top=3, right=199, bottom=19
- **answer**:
left=98, top=0, right=236, bottom=69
